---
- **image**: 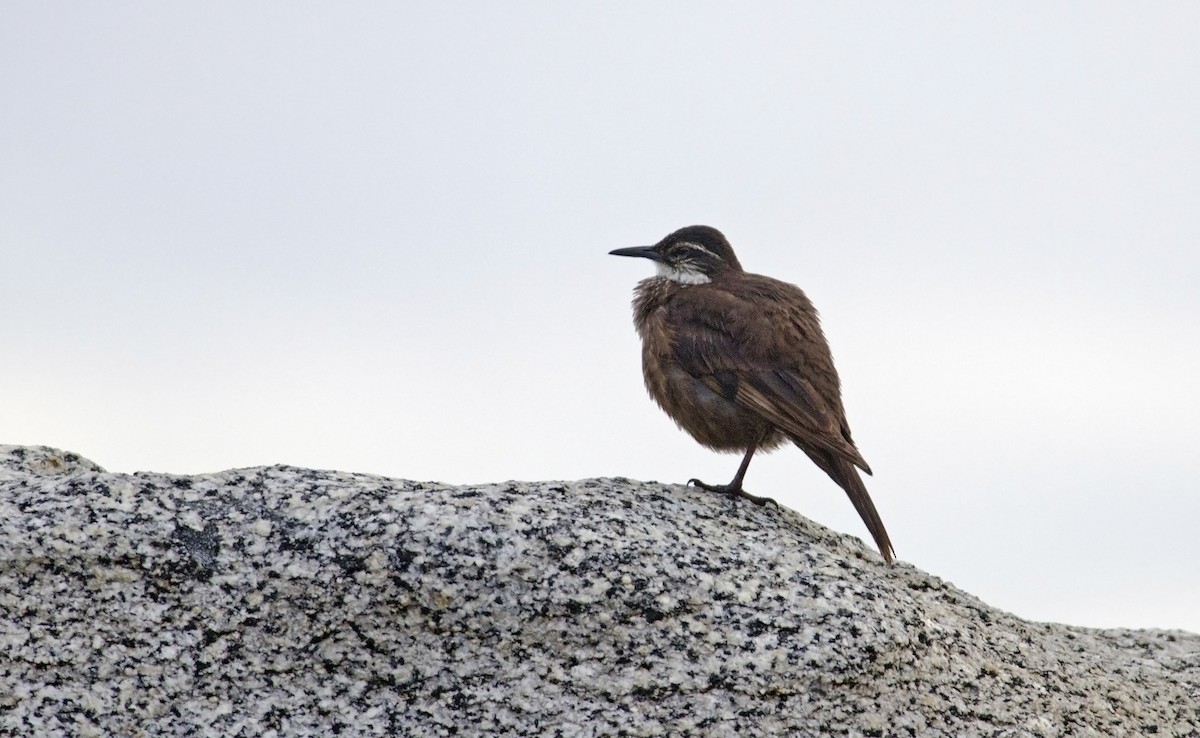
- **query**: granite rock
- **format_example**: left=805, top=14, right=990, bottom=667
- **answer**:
left=1, top=444, right=1197, bottom=737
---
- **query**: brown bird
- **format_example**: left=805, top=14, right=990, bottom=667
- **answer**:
left=610, top=225, right=895, bottom=564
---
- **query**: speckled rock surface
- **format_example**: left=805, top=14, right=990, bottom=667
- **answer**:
left=1, top=445, right=1198, bottom=737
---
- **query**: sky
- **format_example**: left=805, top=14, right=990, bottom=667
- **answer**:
left=3, top=3, right=1198, bottom=634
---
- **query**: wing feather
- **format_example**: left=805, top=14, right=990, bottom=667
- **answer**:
left=668, top=279, right=871, bottom=473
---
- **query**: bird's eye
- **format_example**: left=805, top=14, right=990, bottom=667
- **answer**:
left=678, top=242, right=718, bottom=261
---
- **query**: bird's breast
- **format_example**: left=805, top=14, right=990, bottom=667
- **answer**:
left=637, top=312, right=779, bottom=452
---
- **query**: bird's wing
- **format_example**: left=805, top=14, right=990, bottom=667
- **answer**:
left=733, top=368, right=871, bottom=473
left=669, top=284, right=872, bottom=473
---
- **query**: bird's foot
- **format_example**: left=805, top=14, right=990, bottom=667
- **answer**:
left=687, top=478, right=779, bottom=507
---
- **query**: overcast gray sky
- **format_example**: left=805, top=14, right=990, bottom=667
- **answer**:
left=3, top=3, right=1198, bottom=634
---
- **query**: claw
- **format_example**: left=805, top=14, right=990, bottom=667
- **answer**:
left=687, top=478, right=778, bottom=508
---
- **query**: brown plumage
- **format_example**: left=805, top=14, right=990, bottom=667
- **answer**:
left=610, top=225, right=895, bottom=564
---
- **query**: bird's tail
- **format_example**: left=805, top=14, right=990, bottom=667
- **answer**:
left=800, top=447, right=896, bottom=564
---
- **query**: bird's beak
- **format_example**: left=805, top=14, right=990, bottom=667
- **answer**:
left=608, top=245, right=663, bottom=261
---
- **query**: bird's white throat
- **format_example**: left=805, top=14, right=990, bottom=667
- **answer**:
left=655, top=262, right=711, bottom=285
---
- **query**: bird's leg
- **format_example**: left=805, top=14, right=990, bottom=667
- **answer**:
left=688, top=432, right=777, bottom=507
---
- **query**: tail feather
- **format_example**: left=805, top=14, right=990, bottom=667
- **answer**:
left=800, top=446, right=895, bottom=564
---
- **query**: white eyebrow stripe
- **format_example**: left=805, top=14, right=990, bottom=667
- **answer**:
left=678, top=241, right=718, bottom=260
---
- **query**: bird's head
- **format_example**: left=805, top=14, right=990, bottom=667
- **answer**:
left=609, top=225, right=743, bottom=285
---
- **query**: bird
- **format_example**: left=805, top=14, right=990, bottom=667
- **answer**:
left=610, top=225, right=895, bottom=564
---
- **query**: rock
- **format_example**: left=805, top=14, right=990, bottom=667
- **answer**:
left=1, top=444, right=1197, bottom=737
